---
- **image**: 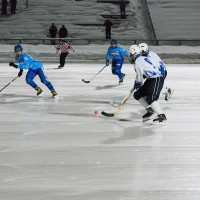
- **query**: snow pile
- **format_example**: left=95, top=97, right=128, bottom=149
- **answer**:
left=1, top=43, right=200, bottom=64
left=0, top=0, right=151, bottom=40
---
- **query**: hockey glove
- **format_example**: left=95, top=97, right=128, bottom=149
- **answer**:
left=134, top=81, right=142, bottom=90
left=18, top=69, right=23, bottom=77
left=9, top=62, right=18, bottom=68
left=106, top=60, right=109, bottom=66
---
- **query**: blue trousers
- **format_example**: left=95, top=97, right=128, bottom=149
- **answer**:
left=26, top=68, right=55, bottom=92
left=112, top=59, right=124, bottom=79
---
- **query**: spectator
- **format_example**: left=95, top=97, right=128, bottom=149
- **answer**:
left=119, top=0, right=126, bottom=19
left=1, top=0, right=8, bottom=15
left=10, top=0, right=17, bottom=14
left=59, top=25, right=68, bottom=38
left=104, top=19, right=113, bottom=39
left=49, top=23, right=58, bottom=45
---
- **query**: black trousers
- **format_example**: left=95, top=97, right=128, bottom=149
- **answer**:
left=50, top=35, right=56, bottom=45
left=106, top=29, right=111, bottom=39
left=60, top=52, right=69, bottom=66
left=134, top=76, right=164, bottom=105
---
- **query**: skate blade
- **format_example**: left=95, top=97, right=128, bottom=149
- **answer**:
left=53, top=95, right=59, bottom=100
left=37, top=92, right=44, bottom=97
left=143, top=114, right=157, bottom=122
left=151, top=120, right=168, bottom=125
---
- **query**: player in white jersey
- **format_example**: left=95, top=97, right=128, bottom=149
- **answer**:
left=138, top=43, right=173, bottom=102
left=130, top=45, right=167, bottom=124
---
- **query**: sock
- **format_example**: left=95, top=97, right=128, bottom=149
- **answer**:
left=150, top=101, right=162, bottom=115
left=138, top=97, right=149, bottom=109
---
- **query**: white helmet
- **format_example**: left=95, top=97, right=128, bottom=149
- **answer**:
left=130, top=45, right=140, bottom=56
left=138, top=43, right=149, bottom=53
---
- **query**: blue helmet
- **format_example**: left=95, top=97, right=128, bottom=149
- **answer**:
left=14, top=44, right=23, bottom=52
left=111, top=39, right=117, bottom=45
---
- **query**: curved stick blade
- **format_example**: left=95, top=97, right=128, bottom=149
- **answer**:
left=82, top=79, right=90, bottom=83
left=101, top=111, right=114, bottom=117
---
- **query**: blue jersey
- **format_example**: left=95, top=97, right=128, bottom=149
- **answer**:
left=15, top=53, right=43, bottom=70
left=106, top=46, right=130, bottom=61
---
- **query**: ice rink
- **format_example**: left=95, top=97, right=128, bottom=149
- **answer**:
left=1, top=63, right=200, bottom=200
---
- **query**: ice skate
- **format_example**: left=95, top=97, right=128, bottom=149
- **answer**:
left=152, top=114, right=167, bottom=124
left=58, top=65, right=64, bottom=69
left=119, top=73, right=125, bottom=84
left=36, top=87, right=43, bottom=97
left=165, top=88, right=174, bottom=101
left=143, top=107, right=157, bottom=122
left=51, top=91, right=59, bottom=99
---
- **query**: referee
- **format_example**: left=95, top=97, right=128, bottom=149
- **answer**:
left=56, top=39, right=74, bottom=68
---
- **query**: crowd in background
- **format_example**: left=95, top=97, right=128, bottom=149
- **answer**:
left=1, top=0, right=127, bottom=41
left=1, top=0, right=17, bottom=15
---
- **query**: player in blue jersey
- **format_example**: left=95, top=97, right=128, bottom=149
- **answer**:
left=106, top=39, right=130, bottom=83
left=9, top=44, right=59, bottom=99
left=130, top=45, right=167, bottom=124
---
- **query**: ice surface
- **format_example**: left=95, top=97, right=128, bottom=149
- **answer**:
left=1, top=63, right=200, bottom=199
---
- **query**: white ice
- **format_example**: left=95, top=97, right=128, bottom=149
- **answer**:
left=0, top=63, right=200, bottom=200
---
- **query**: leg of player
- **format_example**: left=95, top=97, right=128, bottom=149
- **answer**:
left=58, top=53, right=64, bottom=68
left=138, top=97, right=157, bottom=122
left=112, top=60, right=125, bottom=84
left=59, top=52, right=68, bottom=68
left=164, top=87, right=174, bottom=101
left=134, top=88, right=156, bottom=122
left=37, top=68, right=59, bottom=99
left=161, top=71, right=174, bottom=101
left=150, top=101, right=167, bottom=124
left=145, top=77, right=167, bottom=124
left=26, top=70, right=43, bottom=96
left=134, top=77, right=167, bottom=123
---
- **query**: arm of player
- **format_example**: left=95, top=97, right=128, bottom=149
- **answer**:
left=106, top=47, right=111, bottom=62
left=9, top=62, right=18, bottom=68
left=120, top=47, right=131, bottom=61
left=56, top=45, right=61, bottom=53
left=68, top=45, right=75, bottom=52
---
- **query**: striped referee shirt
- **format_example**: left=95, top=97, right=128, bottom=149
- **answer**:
left=56, top=43, right=74, bottom=53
